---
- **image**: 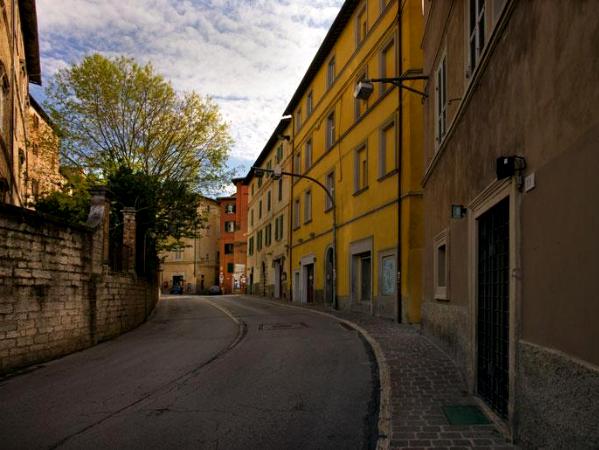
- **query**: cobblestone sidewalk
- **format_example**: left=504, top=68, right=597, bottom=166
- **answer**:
left=248, top=296, right=517, bottom=450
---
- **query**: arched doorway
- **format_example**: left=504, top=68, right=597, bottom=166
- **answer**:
left=324, top=247, right=334, bottom=304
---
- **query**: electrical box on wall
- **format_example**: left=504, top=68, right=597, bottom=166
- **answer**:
left=496, top=156, right=516, bottom=179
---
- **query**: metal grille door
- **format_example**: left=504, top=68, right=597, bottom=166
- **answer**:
left=477, top=197, right=510, bottom=418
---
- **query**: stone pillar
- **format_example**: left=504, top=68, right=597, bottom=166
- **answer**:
left=86, top=187, right=110, bottom=273
left=122, top=207, right=136, bottom=273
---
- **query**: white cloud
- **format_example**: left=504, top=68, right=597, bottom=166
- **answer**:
left=35, top=0, right=343, bottom=175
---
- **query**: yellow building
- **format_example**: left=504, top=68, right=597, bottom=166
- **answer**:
left=160, top=197, right=221, bottom=294
left=246, top=119, right=293, bottom=299
left=285, top=0, right=424, bottom=321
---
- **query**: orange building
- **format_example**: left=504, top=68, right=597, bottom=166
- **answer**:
left=218, top=178, right=248, bottom=294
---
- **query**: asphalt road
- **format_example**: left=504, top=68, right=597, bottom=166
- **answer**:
left=0, top=295, right=377, bottom=450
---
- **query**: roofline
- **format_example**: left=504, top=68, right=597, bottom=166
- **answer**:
left=29, top=94, right=51, bottom=124
left=19, top=0, right=41, bottom=85
left=245, top=116, right=292, bottom=183
left=282, top=0, right=359, bottom=115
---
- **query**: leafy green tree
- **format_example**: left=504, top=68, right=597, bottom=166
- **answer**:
left=41, top=54, right=232, bottom=271
left=45, top=54, right=232, bottom=192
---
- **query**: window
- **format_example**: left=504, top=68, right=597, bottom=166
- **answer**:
left=224, top=243, right=234, bottom=254
left=173, top=247, right=183, bottom=261
left=250, top=208, right=254, bottom=227
left=257, top=230, right=263, bottom=250
left=251, top=183, right=255, bottom=196
left=276, top=144, right=283, bottom=163
left=225, top=221, right=236, bottom=232
left=306, top=91, right=313, bottom=116
left=327, top=57, right=336, bottom=89
left=469, top=0, right=486, bottom=73
left=435, top=55, right=448, bottom=146
left=258, top=176, right=262, bottom=188
left=225, top=203, right=236, bottom=214
left=0, top=62, right=9, bottom=136
left=354, top=69, right=368, bottom=121
left=354, top=145, right=368, bottom=192
left=326, top=112, right=336, bottom=150
left=275, top=215, right=284, bottom=241
left=227, top=263, right=234, bottom=273
left=266, top=160, right=272, bottom=171
left=259, top=200, right=263, bottom=218
left=325, top=171, right=334, bottom=211
left=267, top=190, right=271, bottom=211
left=248, top=237, right=254, bottom=255
left=293, top=198, right=300, bottom=229
left=304, top=190, right=312, bottom=223
left=356, top=5, right=367, bottom=47
left=294, top=151, right=301, bottom=175
left=304, top=139, right=313, bottom=172
left=434, top=229, right=449, bottom=300
left=296, top=108, right=302, bottom=132
left=265, top=223, right=272, bottom=246
left=379, top=119, right=396, bottom=177
left=278, top=178, right=283, bottom=202
left=380, top=38, right=395, bottom=95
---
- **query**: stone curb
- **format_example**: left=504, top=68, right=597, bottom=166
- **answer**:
left=245, top=296, right=391, bottom=450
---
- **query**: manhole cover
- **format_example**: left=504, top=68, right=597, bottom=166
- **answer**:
left=442, top=405, right=490, bottom=425
left=259, top=322, right=307, bottom=331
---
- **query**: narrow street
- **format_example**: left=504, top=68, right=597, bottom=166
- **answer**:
left=0, top=295, right=377, bottom=450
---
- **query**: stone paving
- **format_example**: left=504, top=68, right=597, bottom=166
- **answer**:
left=250, top=296, right=518, bottom=450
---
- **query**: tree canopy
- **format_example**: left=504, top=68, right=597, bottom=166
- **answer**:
left=45, top=54, right=232, bottom=191
left=40, top=54, right=232, bottom=270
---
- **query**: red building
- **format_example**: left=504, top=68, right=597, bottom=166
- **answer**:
left=218, top=178, right=248, bottom=294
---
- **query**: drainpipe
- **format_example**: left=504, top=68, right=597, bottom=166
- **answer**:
left=288, top=124, right=295, bottom=302
left=396, top=4, right=404, bottom=324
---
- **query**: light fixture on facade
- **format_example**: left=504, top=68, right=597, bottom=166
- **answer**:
left=353, top=71, right=429, bottom=100
left=277, top=134, right=291, bottom=142
left=451, top=205, right=467, bottom=219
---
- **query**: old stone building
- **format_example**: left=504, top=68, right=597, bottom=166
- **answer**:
left=0, top=0, right=42, bottom=206
left=25, top=95, right=62, bottom=204
left=160, top=197, right=221, bottom=294
left=421, top=0, right=599, bottom=447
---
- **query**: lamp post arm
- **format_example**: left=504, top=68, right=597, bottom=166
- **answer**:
left=280, top=171, right=334, bottom=208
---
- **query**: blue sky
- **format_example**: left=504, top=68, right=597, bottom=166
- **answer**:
left=31, top=0, right=344, bottom=185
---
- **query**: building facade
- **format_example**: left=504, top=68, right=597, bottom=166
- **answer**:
left=0, top=0, right=42, bottom=206
left=421, top=0, right=599, bottom=447
left=246, top=119, right=293, bottom=299
left=284, top=0, right=424, bottom=321
left=218, top=178, right=248, bottom=294
left=26, top=95, right=62, bottom=204
left=160, top=197, right=221, bottom=294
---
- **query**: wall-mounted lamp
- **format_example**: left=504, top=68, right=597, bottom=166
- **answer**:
left=277, top=134, right=291, bottom=142
left=451, top=205, right=467, bottom=219
left=353, top=70, right=429, bottom=100
left=496, top=156, right=526, bottom=180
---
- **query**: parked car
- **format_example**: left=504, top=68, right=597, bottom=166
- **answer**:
left=207, top=285, right=221, bottom=295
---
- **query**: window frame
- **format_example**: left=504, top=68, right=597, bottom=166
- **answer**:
left=379, top=36, right=395, bottom=96
left=293, top=198, right=301, bottom=229
left=434, top=228, right=449, bottom=300
left=354, top=67, right=369, bottom=121
left=354, top=143, right=368, bottom=194
left=306, top=90, right=313, bottom=117
left=378, top=116, right=397, bottom=179
left=326, top=111, right=336, bottom=150
left=325, top=170, right=335, bottom=212
left=327, top=56, right=336, bottom=89
left=304, top=138, right=313, bottom=172
left=435, top=52, right=448, bottom=148
left=355, top=4, right=368, bottom=48
left=304, top=189, right=312, bottom=224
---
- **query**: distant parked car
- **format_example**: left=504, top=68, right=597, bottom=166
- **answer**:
left=207, top=285, right=221, bottom=295
left=169, top=285, right=183, bottom=295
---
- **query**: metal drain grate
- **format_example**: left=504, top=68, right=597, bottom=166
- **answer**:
left=442, top=405, right=490, bottom=425
left=258, top=322, right=307, bottom=331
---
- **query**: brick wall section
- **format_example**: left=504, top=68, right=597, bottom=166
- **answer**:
left=0, top=193, right=157, bottom=375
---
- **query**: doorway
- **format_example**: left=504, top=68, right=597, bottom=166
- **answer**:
left=476, top=197, right=510, bottom=418
left=304, top=263, right=314, bottom=303
left=274, top=260, right=282, bottom=298
left=324, top=247, right=334, bottom=304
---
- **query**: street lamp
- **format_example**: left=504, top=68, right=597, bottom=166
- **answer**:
left=252, top=165, right=338, bottom=309
left=353, top=71, right=429, bottom=99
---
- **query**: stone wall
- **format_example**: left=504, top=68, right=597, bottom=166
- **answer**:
left=0, top=190, right=158, bottom=375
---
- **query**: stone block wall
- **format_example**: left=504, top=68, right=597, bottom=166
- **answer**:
left=0, top=192, right=158, bottom=375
